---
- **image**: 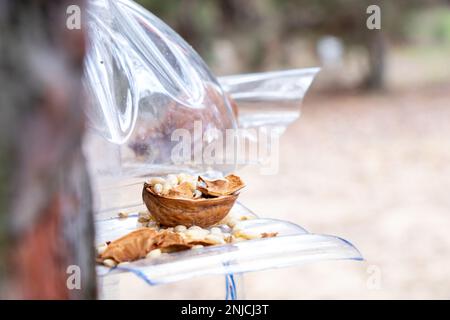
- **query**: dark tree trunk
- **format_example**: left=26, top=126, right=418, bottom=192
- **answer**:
left=363, top=31, right=386, bottom=90
left=0, top=0, right=96, bottom=299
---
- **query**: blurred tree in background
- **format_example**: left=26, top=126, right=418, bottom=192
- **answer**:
left=0, top=0, right=96, bottom=299
left=137, top=0, right=449, bottom=90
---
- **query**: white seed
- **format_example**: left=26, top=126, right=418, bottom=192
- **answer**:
left=97, top=244, right=108, bottom=255
left=205, top=234, right=226, bottom=245
left=138, top=211, right=150, bottom=218
left=103, top=259, right=117, bottom=268
left=176, top=173, right=189, bottom=183
left=188, top=225, right=202, bottom=231
left=149, top=177, right=166, bottom=186
left=178, top=232, right=188, bottom=240
left=186, top=229, right=209, bottom=240
left=226, top=218, right=238, bottom=228
left=161, top=183, right=172, bottom=195
left=232, top=236, right=246, bottom=243
left=210, top=227, right=222, bottom=235
left=146, top=248, right=162, bottom=258
left=186, top=180, right=198, bottom=191
left=232, top=224, right=242, bottom=232
left=191, top=245, right=204, bottom=250
left=233, top=230, right=261, bottom=240
left=153, top=183, right=163, bottom=194
left=166, top=174, right=178, bottom=186
left=193, top=189, right=202, bottom=199
left=165, top=227, right=174, bottom=232
left=118, top=261, right=130, bottom=267
left=118, top=212, right=128, bottom=219
left=174, top=225, right=187, bottom=233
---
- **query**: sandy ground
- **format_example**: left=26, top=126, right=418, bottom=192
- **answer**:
left=103, top=84, right=450, bottom=299
left=238, top=85, right=450, bottom=299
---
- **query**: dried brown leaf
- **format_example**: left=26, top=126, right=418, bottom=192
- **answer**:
left=100, top=228, right=159, bottom=263
left=197, top=174, right=245, bottom=196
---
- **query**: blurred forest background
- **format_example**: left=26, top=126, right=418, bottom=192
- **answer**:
left=119, top=0, right=450, bottom=299
left=137, top=0, right=450, bottom=91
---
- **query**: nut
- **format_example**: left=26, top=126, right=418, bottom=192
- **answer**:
left=118, top=212, right=129, bottom=219
left=142, top=175, right=242, bottom=227
left=186, top=180, right=198, bottom=192
left=174, top=225, right=187, bottom=233
left=153, top=183, right=163, bottom=194
left=185, top=229, right=209, bottom=240
left=167, top=174, right=179, bottom=186
left=204, top=234, right=226, bottom=245
left=149, top=177, right=166, bottom=186
left=210, top=227, right=222, bottom=235
left=227, top=218, right=238, bottom=228
left=103, top=259, right=117, bottom=268
left=162, top=183, right=172, bottom=195
left=193, top=189, right=202, bottom=199
left=176, top=173, right=190, bottom=184
left=146, top=248, right=162, bottom=258
left=97, top=244, right=108, bottom=255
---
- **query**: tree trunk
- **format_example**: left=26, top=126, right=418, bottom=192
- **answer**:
left=363, top=31, right=386, bottom=90
left=0, top=0, right=96, bottom=299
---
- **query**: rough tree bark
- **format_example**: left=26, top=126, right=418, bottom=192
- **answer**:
left=0, top=0, right=96, bottom=299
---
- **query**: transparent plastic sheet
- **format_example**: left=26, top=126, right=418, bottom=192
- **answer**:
left=84, top=0, right=237, bottom=179
left=219, top=68, right=319, bottom=132
left=83, top=0, right=319, bottom=186
left=95, top=203, right=362, bottom=286
left=83, top=0, right=362, bottom=296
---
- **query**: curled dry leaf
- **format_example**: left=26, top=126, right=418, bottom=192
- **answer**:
left=186, top=239, right=218, bottom=247
left=100, top=228, right=159, bottom=263
left=154, top=230, right=191, bottom=252
left=167, top=182, right=194, bottom=199
left=197, top=174, right=245, bottom=197
left=99, top=228, right=218, bottom=263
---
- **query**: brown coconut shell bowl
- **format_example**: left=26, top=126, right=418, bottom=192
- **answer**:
left=142, top=182, right=241, bottom=228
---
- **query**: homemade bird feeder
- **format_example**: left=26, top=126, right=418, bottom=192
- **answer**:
left=83, top=0, right=362, bottom=299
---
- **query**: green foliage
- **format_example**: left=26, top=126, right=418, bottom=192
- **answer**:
left=405, top=7, right=450, bottom=44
